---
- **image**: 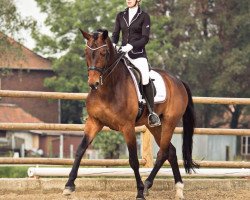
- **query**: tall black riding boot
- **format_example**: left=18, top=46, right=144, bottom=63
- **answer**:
left=143, top=82, right=161, bottom=127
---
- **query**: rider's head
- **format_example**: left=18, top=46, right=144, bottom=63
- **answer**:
left=126, top=0, right=141, bottom=8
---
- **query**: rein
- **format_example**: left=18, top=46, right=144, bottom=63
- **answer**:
left=100, top=52, right=125, bottom=84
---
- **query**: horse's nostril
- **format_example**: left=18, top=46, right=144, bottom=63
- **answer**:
left=89, top=82, right=99, bottom=90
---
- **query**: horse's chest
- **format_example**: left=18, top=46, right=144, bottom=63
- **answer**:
left=87, top=102, right=118, bottom=121
left=86, top=94, right=132, bottom=129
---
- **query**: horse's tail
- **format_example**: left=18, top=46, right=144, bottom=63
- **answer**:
left=181, top=81, right=199, bottom=173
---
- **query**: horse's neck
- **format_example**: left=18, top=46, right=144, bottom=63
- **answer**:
left=98, top=60, right=129, bottom=98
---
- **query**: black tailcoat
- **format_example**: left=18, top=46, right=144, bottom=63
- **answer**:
left=112, top=7, right=151, bottom=59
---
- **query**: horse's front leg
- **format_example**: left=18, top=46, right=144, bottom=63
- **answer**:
left=122, top=126, right=145, bottom=200
left=63, top=117, right=103, bottom=196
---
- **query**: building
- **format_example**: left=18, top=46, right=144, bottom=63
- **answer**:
left=152, top=111, right=250, bottom=161
left=0, top=104, right=43, bottom=157
left=0, top=35, right=59, bottom=123
left=0, top=35, right=83, bottom=158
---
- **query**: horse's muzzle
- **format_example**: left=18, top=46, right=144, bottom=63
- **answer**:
left=89, top=82, right=99, bottom=90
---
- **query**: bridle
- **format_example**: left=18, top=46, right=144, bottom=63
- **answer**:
left=86, top=43, right=125, bottom=85
left=86, top=44, right=109, bottom=75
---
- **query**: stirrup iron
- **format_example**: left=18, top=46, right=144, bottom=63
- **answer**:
left=148, top=112, right=161, bottom=127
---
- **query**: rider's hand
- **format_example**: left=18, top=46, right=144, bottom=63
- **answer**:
left=121, top=44, right=133, bottom=53
left=113, top=43, right=120, bottom=51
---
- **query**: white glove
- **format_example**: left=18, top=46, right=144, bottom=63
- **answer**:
left=121, top=44, right=133, bottom=53
left=113, top=43, right=120, bottom=51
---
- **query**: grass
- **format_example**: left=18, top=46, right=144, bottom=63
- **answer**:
left=0, top=166, right=29, bottom=178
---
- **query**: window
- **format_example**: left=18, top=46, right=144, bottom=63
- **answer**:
left=0, top=130, right=6, bottom=138
left=241, top=136, right=250, bottom=155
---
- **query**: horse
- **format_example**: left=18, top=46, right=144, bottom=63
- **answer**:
left=63, top=29, right=198, bottom=200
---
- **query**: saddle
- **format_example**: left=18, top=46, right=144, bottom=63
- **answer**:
left=122, top=57, right=156, bottom=97
left=122, top=57, right=167, bottom=121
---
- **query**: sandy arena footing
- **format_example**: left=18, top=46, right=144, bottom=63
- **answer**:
left=0, top=178, right=249, bottom=200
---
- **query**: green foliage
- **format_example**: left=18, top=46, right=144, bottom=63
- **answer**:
left=0, top=0, right=35, bottom=70
left=32, top=0, right=250, bottom=129
left=33, top=0, right=124, bottom=123
left=0, top=0, right=34, bottom=34
left=93, top=132, right=125, bottom=159
left=0, top=166, right=29, bottom=178
left=144, top=0, right=250, bottom=127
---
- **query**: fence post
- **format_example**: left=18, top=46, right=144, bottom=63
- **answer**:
left=70, top=144, right=74, bottom=159
left=60, top=135, right=64, bottom=158
left=141, top=128, right=154, bottom=167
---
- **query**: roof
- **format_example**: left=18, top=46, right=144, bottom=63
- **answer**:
left=0, top=33, right=52, bottom=71
left=0, top=104, right=43, bottom=123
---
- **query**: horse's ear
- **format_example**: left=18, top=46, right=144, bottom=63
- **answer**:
left=79, top=28, right=91, bottom=40
left=102, top=30, right=108, bottom=40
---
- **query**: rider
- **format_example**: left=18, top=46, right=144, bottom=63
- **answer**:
left=112, top=0, right=161, bottom=127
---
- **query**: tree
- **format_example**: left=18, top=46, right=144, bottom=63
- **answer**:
left=145, top=0, right=250, bottom=128
left=33, top=0, right=124, bottom=123
left=93, top=131, right=125, bottom=159
left=33, top=0, right=126, bottom=156
left=0, top=0, right=34, bottom=68
left=32, top=0, right=249, bottom=157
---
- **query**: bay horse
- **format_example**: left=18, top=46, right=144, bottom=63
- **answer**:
left=63, top=29, right=198, bottom=200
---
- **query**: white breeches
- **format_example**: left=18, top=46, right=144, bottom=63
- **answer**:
left=126, top=54, right=150, bottom=85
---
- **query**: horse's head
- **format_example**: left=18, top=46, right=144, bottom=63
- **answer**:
left=80, top=29, right=113, bottom=90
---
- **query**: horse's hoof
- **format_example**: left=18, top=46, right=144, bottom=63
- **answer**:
left=175, top=191, right=184, bottom=199
left=175, top=196, right=184, bottom=200
left=63, top=186, right=75, bottom=196
left=136, top=193, right=146, bottom=200
left=143, top=180, right=152, bottom=196
left=175, top=182, right=184, bottom=199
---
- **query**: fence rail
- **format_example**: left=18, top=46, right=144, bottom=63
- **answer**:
left=0, top=158, right=249, bottom=168
left=0, top=90, right=88, bottom=100
left=1, top=89, right=250, bottom=104
left=0, top=123, right=249, bottom=136
left=0, top=89, right=249, bottom=169
left=0, top=158, right=145, bottom=166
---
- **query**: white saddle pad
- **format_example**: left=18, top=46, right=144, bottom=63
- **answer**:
left=127, top=67, right=167, bottom=104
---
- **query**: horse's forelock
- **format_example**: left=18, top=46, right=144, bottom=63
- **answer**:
left=90, top=29, right=115, bottom=59
left=96, top=29, right=108, bottom=40
left=93, top=32, right=99, bottom=40
left=94, top=29, right=114, bottom=51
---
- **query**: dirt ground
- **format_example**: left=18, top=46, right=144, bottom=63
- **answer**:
left=0, top=189, right=249, bottom=200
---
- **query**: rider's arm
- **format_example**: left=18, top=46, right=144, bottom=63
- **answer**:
left=112, top=13, right=121, bottom=45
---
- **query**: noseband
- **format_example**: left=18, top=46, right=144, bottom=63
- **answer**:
left=86, top=43, right=124, bottom=85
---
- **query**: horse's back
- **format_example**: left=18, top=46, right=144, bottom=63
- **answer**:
left=153, top=68, right=189, bottom=115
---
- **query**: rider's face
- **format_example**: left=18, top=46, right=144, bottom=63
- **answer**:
left=126, top=0, right=138, bottom=8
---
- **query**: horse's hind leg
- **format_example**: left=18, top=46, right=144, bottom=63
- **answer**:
left=143, top=125, right=174, bottom=196
left=144, top=125, right=184, bottom=199
left=63, top=118, right=103, bottom=196
left=168, top=143, right=184, bottom=200
left=122, top=126, right=145, bottom=200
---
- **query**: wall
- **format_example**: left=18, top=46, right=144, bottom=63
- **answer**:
left=39, top=134, right=82, bottom=158
left=0, top=69, right=59, bottom=123
left=153, top=134, right=237, bottom=161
